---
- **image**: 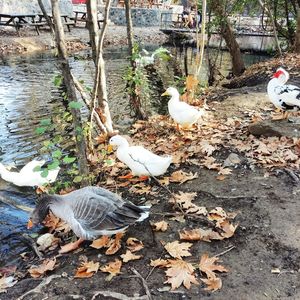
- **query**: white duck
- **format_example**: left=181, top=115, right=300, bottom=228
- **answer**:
left=135, top=47, right=171, bottom=67
left=267, top=67, right=300, bottom=118
left=28, top=186, right=150, bottom=253
left=162, top=87, right=205, bottom=129
left=0, top=159, right=60, bottom=187
left=109, top=135, right=172, bottom=179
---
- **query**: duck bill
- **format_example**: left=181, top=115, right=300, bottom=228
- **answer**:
left=27, top=219, right=33, bottom=229
left=161, top=91, right=169, bottom=96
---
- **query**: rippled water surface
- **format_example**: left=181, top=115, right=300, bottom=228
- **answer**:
left=0, top=47, right=270, bottom=266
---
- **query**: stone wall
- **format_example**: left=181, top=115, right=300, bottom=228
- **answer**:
left=109, top=7, right=170, bottom=27
left=0, top=0, right=73, bottom=16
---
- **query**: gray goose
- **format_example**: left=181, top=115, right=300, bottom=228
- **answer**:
left=28, top=186, right=150, bottom=253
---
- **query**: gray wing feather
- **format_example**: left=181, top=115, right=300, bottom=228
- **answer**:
left=67, top=187, right=146, bottom=237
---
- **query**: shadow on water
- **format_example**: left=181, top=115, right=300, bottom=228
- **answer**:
left=0, top=46, right=271, bottom=267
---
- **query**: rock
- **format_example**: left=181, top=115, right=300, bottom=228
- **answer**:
left=223, top=153, right=241, bottom=167
left=248, top=119, right=300, bottom=138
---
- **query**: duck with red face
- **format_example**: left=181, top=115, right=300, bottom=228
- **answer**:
left=267, top=67, right=300, bottom=119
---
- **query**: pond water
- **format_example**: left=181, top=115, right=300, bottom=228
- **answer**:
left=0, top=46, right=270, bottom=266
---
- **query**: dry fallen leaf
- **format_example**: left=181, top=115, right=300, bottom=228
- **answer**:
left=75, top=260, right=100, bottom=278
left=217, top=219, right=238, bottom=238
left=152, top=221, right=168, bottom=232
left=169, top=170, right=198, bottom=184
left=201, top=277, right=222, bottom=292
left=164, top=241, right=193, bottom=259
left=105, top=232, right=124, bottom=255
left=28, top=258, right=57, bottom=278
left=170, top=191, right=197, bottom=209
left=150, top=259, right=170, bottom=268
left=126, top=237, right=144, bottom=252
left=198, top=254, right=228, bottom=279
left=37, top=233, right=59, bottom=251
left=90, top=236, right=110, bottom=249
left=43, top=212, right=70, bottom=233
left=179, top=228, right=223, bottom=242
left=100, top=259, right=122, bottom=281
left=0, top=276, right=17, bottom=293
left=165, top=259, right=199, bottom=290
left=121, top=250, right=142, bottom=263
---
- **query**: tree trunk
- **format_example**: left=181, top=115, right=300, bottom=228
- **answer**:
left=124, top=0, right=148, bottom=120
left=51, top=0, right=89, bottom=186
left=38, top=0, right=55, bottom=35
left=92, top=0, right=114, bottom=135
left=210, top=0, right=245, bottom=76
left=258, top=0, right=282, bottom=55
left=86, top=0, right=99, bottom=63
left=295, top=8, right=300, bottom=52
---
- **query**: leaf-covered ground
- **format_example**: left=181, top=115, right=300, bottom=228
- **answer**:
left=1, top=55, right=300, bottom=299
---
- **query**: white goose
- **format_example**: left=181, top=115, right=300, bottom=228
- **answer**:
left=135, top=47, right=171, bottom=67
left=28, top=186, right=150, bottom=253
left=0, top=159, right=60, bottom=187
left=267, top=67, right=300, bottom=118
left=109, top=135, right=172, bottom=179
left=162, top=87, right=205, bottom=129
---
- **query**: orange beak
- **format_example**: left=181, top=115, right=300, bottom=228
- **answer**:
left=27, top=219, right=33, bottom=229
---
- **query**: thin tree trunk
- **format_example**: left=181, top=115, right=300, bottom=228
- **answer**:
left=295, top=8, right=300, bottom=52
left=86, top=0, right=99, bottom=63
left=210, top=0, right=245, bottom=76
left=124, top=0, right=148, bottom=120
left=38, top=0, right=55, bottom=35
left=91, top=0, right=114, bottom=134
left=51, top=0, right=89, bottom=186
left=258, top=0, right=282, bottom=55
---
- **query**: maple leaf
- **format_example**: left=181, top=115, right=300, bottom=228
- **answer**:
left=217, top=219, right=238, bottom=238
left=100, top=259, right=122, bottom=281
left=37, top=233, right=59, bottom=251
left=218, top=167, right=232, bottom=176
left=43, top=212, right=70, bottom=233
left=75, top=260, right=99, bottom=278
left=0, top=276, right=17, bottom=294
left=28, top=258, right=57, bottom=278
left=126, top=237, right=144, bottom=252
left=90, top=235, right=110, bottom=249
left=169, top=170, right=198, bottom=184
left=186, top=75, right=199, bottom=91
left=185, top=204, right=207, bottom=215
left=121, top=250, right=142, bottom=263
left=165, top=259, right=199, bottom=290
left=254, top=141, right=270, bottom=154
left=179, top=228, right=223, bottom=242
left=164, top=241, right=193, bottom=259
left=202, top=156, right=221, bottom=170
left=151, top=221, right=168, bottom=232
left=150, top=259, right=170, bottom=268
left=199, top=141, right=216, bottom=156
left=208, top=207, right=227, bottom=222
left=105, top=232, right=124, bottom=255
left=201, top=277, right=222, bottom=292
left=198, top=254, right=228, bottom=279
left=170, top=191, right=197, bottom=209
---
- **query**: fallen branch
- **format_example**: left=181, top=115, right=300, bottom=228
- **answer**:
left=17, top=275, right=61, bottom=300
left=130, top=267, right=152, bottom=300
left=215, top=245, right=236, bottom=257
left=91, top=290, right=148, bottom=300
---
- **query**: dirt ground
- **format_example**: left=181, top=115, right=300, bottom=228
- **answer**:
left=2, top=55, right=300, bottom=299
left=0, top=25, right=169, bottom=55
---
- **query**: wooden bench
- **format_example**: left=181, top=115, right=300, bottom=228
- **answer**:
left=27, top=21, right=48, bottom=35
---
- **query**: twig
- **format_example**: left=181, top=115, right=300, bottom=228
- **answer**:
left=91, top=290, right=148, bottom=300
left=21, top=233, right=44, bottom=259
left=215, top=245, right=236, bottom=257
left=71, top=72, right=91, bottom=108
left=152, top=212, right=217, bottom=228
left=127, top=153, right=173, bottom=195
left=283, top=168, right=299, bottom=184
left=145, top=252, right=164, bottom=281
left=130, top=268, right=153, bottom=300
left=17, top=275, right=61, bottom=300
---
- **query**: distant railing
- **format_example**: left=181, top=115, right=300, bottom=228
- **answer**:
left=160, top=13, right=274, bottom=36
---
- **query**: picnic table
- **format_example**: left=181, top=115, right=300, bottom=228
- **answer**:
left=73, top=10, right=103, bottom=29
left=37, top=14, right=75, bottom=32
left=0, top=13, right=36, bottom=33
